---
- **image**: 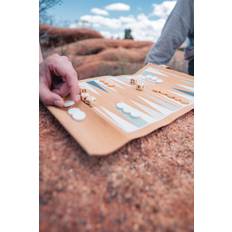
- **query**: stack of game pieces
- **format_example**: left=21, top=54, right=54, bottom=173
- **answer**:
left=153, top=89, right=189, bottom=104
left=80, top=88, right=96, bottom=107
left=100, top=79, right=115, bottom=87
left=117, top=103, right=142, bottom=119
left=130, top=78, right=144, bottom=91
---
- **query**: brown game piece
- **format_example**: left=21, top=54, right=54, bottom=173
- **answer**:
left=156, top=89, right=162, bottom=94
left=173, top=96, right=181, bottom=102
left=81, top=88, right=87, bottom=93
left=107, top=83, right=115, bottom=87
left=180, top=99, right=189, bottom=104
left=153, top=89, right=160, bottom=94
left=166, top=93, right=173, bottom=98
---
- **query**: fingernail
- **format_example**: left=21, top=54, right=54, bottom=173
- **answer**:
left=54, top=100, right=64, bottom=107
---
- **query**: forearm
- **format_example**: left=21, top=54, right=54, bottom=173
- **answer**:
left=145, top=15, right=188, bottom=65
left=145, top=0, right=193, bottom=65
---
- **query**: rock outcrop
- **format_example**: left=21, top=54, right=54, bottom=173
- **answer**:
left=39, top=24, right=103, bottom=49
left=42, top=37, right=154, bottom=78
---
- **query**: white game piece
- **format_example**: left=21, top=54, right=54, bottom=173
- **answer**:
left=68, top=108, right=81, bottom=115
left=155, top=79, right=163, bottom=83
left=130, top=111, right=141, bottom=118
left=147, top=75, right=153, bottom=79
left=122, top=106, right=131, bottom=114
left=91, top=96, right=96, bottom=102
left=71, top=111, right=86, bottom=121
left=116, top=103, right=124, bottom=109
left=68, top=108, right=86, bottom=121
left=64, top=100, right=75, bottom=107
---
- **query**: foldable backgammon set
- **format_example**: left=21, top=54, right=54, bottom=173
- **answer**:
left=48, top=63, right=194, bottom=156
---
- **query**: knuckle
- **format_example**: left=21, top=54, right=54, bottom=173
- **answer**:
left=61, top=55, right=69, bottom=61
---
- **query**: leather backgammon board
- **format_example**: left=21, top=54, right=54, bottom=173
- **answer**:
left=48, top=63, right=194, bottom=156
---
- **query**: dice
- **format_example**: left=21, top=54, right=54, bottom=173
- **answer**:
left=83, top=96, right=96, bottom=107
left=81, top=91, right=96, bottom=107
left=136, top=81, right=144, bottom=91
left=130, top=78, right=136, bottom=85
left=81, top=92, right=89, bottom=101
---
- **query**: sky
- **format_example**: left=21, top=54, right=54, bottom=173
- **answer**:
left=46, top=0, right=177, bottom=41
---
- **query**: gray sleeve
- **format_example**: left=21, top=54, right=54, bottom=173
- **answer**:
left=145, top=0, right=194, bottom=64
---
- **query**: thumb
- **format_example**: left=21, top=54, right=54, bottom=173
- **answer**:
left=40, top=84, right=64, bottom=107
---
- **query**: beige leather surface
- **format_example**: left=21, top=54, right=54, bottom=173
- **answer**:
left=48, top=64, right=194, bottom=155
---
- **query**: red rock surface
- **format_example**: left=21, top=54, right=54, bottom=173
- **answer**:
left=40, top=24, right=103, bottom=49
left=40, top=103, right=194, bottom=232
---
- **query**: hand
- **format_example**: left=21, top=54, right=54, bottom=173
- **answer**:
left=39, top=54, right=80, bottom=107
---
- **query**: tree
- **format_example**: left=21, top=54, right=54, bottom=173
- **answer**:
left=39, top=0, right=62, bottom=23
left=124, top=29, right=134, bottom=40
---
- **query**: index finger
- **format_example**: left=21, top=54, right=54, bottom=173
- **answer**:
left=64, top=67, right=80, bottom=101
left=51, top=58, right=80, bottom=101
